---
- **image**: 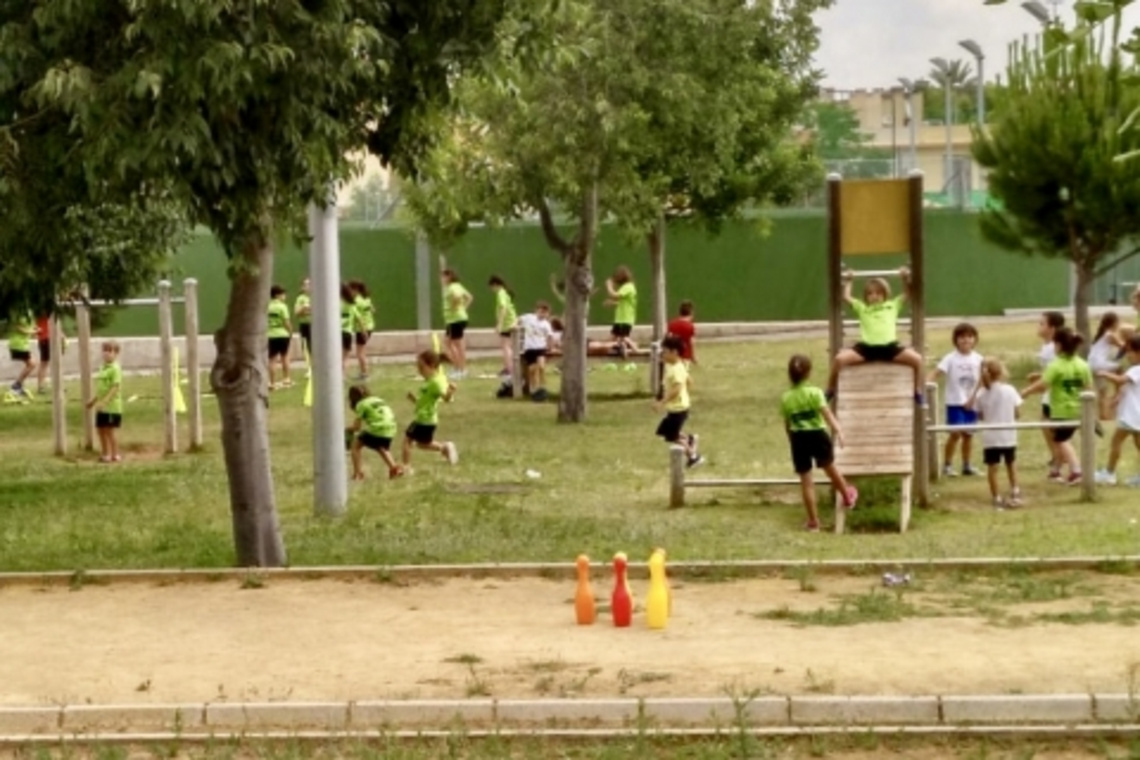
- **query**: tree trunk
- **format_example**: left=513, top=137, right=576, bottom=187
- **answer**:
left=211, top=234, right=288, bottom=567
left=558, top=248, right=593, bottom=423
left=1073, top=260, right=1094, bottom=350
left=648, top=216, right=667, bottom=343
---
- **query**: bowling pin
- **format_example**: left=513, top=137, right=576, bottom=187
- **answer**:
left=654, top=547, right=672, bottom=618
left=611, top=552, right=632, bottom=627
left=574, top=554, right=596, bottom=625
left=646, top=551, right=669, bottom=630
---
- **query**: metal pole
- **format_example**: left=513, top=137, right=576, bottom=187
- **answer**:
left=415, top=233, right=432, bottom=335
left=976, top=57, right=986, bottom=127
left=183, top=278, right=203, bottom=450
left=309, top=198, right=348, bottom=517
left=944, top=84, right=953, bottom=195
left=158, top=280, right=177, bottom=455
left=76, top=290, right=94, bottom=451
left=50, top=315, right=66, bottom=456
left=1080, top=392, right=1096, bottom=501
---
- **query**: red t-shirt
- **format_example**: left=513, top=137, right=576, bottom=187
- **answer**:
left=666, top=317, right=695, bottom=361
left=36, top=316, right=50, bottom=342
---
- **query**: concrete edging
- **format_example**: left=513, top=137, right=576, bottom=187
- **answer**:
left=2, top=695, right=1138, bottom=737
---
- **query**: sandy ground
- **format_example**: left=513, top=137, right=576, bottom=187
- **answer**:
left=3, top=575, right=1140, bottom=706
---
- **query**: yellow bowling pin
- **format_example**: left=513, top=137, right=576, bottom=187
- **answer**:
left=646, top=551, right=669, bottom=630
left=654, top=547, right=672, bottom=618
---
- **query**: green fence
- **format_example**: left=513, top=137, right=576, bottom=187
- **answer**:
left=102, top=211, right=1069, bottom=336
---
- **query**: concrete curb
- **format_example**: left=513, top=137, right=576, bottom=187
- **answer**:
left=2, top=695, right=1137, bottom=737
left=1, top=556, right=1137, bottom=588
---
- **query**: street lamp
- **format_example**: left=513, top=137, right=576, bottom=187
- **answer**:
left=1021, top=1, right=1052, bottom=26
left=930, top=57, right=954, bottom=195
left=898, top=77, right=919, bottom=173
left=958, top=39, right=985, bottom=127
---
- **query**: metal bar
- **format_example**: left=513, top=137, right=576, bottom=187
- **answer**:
left=927, top=420, right=1079, bottom=433
left=842, top=269, right=906, bottom=279
left=58, top=298, right=186, bottom=307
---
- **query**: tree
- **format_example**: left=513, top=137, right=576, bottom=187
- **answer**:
left=4, top=0, right=510, bottom=566
left=409, top=0, right=826, bottom=421
left=924, top=58, right=975, bottom=125
left=802, top=102, right=875, bottom=159
left=972, top=10, right=1140, bottom=340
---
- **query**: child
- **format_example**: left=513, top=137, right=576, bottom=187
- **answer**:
left=441, top=269, right=473, bottom=380
left=1088, top=312, right=1123, bottom=420
left=666, top=300, right=697, bottom=364
left=1026, top=311, right=1065, bottom=473
left=267, top=285, right=293, bottom=389
left=604, top=266, right=638, bottom=357
left=294, top=278, right=312, bottom=358
left=339, top=283, right=360, bottom=375
left=927, top=322, right=983, bottom=476
left=87, top=340, right=123, bottom=463
left=489, top=275, right=518, bottom=377
left=826, top=269, right=924, bottom=402
left=1020, top=327, right=1092, bottom=485
left=350, top=280, right=375, bottom=381
left=972, top=358, right=1023, bottom=508
left=6, top=309, right=37, bottom=397
left=1095, top=335, right=1140, bottom=487
left=518, top=301, right=554, bottom=401
left=781, top=354, right=858, bottom=532
left=35, top=314, right=64, bottom=394
left=655, top=335, right=703, bottom=469
left=347, top=385, right=402, bottom=480
left=403, top=350, right=459, bottom=470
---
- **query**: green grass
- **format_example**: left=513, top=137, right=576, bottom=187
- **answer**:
left=3, top=322, right=1140, bottom=572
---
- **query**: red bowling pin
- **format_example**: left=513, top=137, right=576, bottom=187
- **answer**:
left=611, top=552, right=633, bottom=628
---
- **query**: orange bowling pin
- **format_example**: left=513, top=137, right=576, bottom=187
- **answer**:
left=654, top=547, right=672, bottom=617
left=574, top=554, right=596, bottom=625
left=611, top=552, right=633, bottom=627
left=646, top=551, right=669, bottom=629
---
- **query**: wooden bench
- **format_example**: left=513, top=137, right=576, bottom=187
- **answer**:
left=833, top=363, right=916, bottom=534
left=509, top=331, right=661, bottom=399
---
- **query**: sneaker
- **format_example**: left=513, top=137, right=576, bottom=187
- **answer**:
left=943, top=465, right=958, bottom=477
left=1095, top=469, right=1118, bottom=486
left=913, top=391, right=925, bottom=406
left=1006, top=490, right=1023, bottom=508
left=1048, top=469, right=1065, bottom=483
left=388, top=466, right=405, bottom=480
left=687, top=455, right=706, bottom=469
left=532, top=388, right=548, bottom=402
left=1066, top=472, right=1083, bottom=486
left=805, top=520, right=821, bottom=533
left=1125, top=475, right=1140, bottom=488
left=962, top=465, right=979, bottom=477
left=443, top=442, right=459, bottom=465
left=689, top=433, right=700, bottom=456
left=843, top=486, right=859, bottom=510
left=993, top=495, right=1006, bottom=509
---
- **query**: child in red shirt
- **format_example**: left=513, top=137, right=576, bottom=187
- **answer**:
left=666, top=300, right=696, bottom=363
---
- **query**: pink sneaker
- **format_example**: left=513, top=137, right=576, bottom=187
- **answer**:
left=843, top=486, right=859, bottom=510
left=805, top=520, right=821, bottom=533
left=1066, top=472, right=1083, bottom=486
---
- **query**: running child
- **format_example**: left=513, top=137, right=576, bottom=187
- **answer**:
left=518, top=301, right=554, bottom=401
left=1025, top=311, right=1066, bottom=476
left=350, top=280, right=375, bottom=381
left=347, top=385, right=402, bottom=480
left=927, top=322, right=983, bottom=476
left=604, top=265, right=638, bottom=358
left=1095, top=335, right=1140, bottom=487
left=666, top=300, right=697, bottom=364
left=781, top=354, right=859, bottom=532
left=1088, top=312, right=1123, bottom=420
left=489, top=275, right=519, bottom=377
left=655, top=335, right=702, bottom=469
left=295, top=278, right=312, bottom=358
left=1020, top=327, right=1092, bottom=485
left=403, top=350, right=459, bottom=470
left=339, top=283, right=360, bottom=375
left=972, top=358, right=1023, bottom=508
left=826, top=268, right=924, bottom=402
left=87, top=340, right=123, bottom=463
left=6, top=309, right=37, bottom=397
left=267, top=285, right=293, bottom=389
left=34, top=314, right=65, bottom=394
left=441, top=269, right=473, bottom=380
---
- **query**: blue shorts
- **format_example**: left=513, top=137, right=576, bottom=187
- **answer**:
left=946, top=405, right=978, bottom=429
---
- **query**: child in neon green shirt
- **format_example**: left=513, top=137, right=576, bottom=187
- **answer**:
left=7, top=309, right=38, bottom=396
left=441, top=269, right=474, bottom=379
left=604, top=265, right=639, bottom=359
left=267, top=285, right=293, bottom=389
left=350, top=279, right=375, bottom=381
left=294, top=278, right=312, bottom=356
left=87, top=340, right=124, bottom=463
left=489, top=275, right=518, bottom=377
left=1020, top=327, right=1093, bottom=485
left=402, top=350, right=459, bottom=471
left=347, top=385, right=402, bottom=480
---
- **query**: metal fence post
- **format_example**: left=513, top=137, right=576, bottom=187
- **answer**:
left=1080, top=391, right=1097, bottom=501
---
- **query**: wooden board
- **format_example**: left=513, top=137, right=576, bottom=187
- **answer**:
left=834, top=364, right=914, bottom=476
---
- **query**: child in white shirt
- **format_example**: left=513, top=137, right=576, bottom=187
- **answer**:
left=928, top=323, right=983, bottom=476
left=1026, top=311, right=1065, bottom=477
left=1089, top=312, right=1123, bottom=421
left=972, top=358, right=1023, bottom=508
left=518, top=302, right=554, bottom=402
left=1095, top=335, right=1140, bottom=487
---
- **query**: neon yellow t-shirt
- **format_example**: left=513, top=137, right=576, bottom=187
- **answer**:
left=355, top=296, right=375, bottom=332
left=355, top=396, right=397, bottom=438
left=780, top=383, right=827, bottom=432
left=340, top=300, right=358, bottom=334
left=294, top=294, right=311, bottom=326
left=414, top=373, right=450, bottom=425
left=443, top=282, right=471, bottom=325
left=96, top=361, right=123, bottom=415
left=495, top=289, right=518, bottom=331
left=614, top=282, right=637, bottom=326
left=663, top=360, right=690, bottom=412
left=7, top=311, right=35, bottom=352
left=267, top=300, right=291, bottom=339
left=1042, top=355, right=1092, bottom=420
left=850, top=296, right=903, bottom=346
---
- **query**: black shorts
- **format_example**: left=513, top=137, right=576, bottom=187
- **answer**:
left=500, top=330, right=514, bottom=339
left=446, top=321, right=468, bottom=340
left=1053, top=426, right=1077, bottom=443
left=358, top=432, right=392, bottom=452
left=655, top=411, right=688, bottom=441
left=299, top=323, right=311, bottom=347
left=1042, top=404, right=1051, bottom=419
left=341, top=331, right=353, bottom=352
left=789, top=429, right=835, bottom=474
left=9, top=349, right=30, bottom=363
left=38, top=339, right=51, bottom=362
left=268, top=337, right=291, bottom=358
left=355, top=331, right=371, bottom=347
left=523, top=348, right=547, bottom=366
left=853, top=342, right=904, bottom=362
left=405, top=422, right=436, bottom=444
left=95, top=412, right=122, bottom=429
left=611, top=323, right=633, bottom=338
left=983, top=447, right=1017, bottom=466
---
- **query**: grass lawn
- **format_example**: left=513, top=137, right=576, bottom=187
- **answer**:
left=2, top=321, right=1139, bottom=572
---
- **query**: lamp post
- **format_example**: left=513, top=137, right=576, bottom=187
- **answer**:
left=930, top=57, right=953, bottom=195
left=898, top=77, right=919, bottom=173
left=1021, top=0, right=1053, bottom=25
left=959, top=40, right=985, bottom=127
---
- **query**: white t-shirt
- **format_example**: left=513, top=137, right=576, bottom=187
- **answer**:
left=1038, top=342, right=1056, bottom=405
left=1088, top=335, right=1121, bottom=373
left=975, top=382, right=1023, bottom=449
left=937, top=350, right=983, bottom=406
left=518, top=313, right=552, bottom=352
left=1118, top=365, right=1140, bottom=431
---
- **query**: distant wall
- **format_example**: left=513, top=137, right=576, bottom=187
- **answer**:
left=99, top=211, right=1069, bottom=336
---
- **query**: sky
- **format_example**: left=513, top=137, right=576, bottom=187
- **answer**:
left=814, top=0, right=1140, bottom=91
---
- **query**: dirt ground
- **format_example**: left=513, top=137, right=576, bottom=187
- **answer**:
left=3, top=575, right=1140, bottom=706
